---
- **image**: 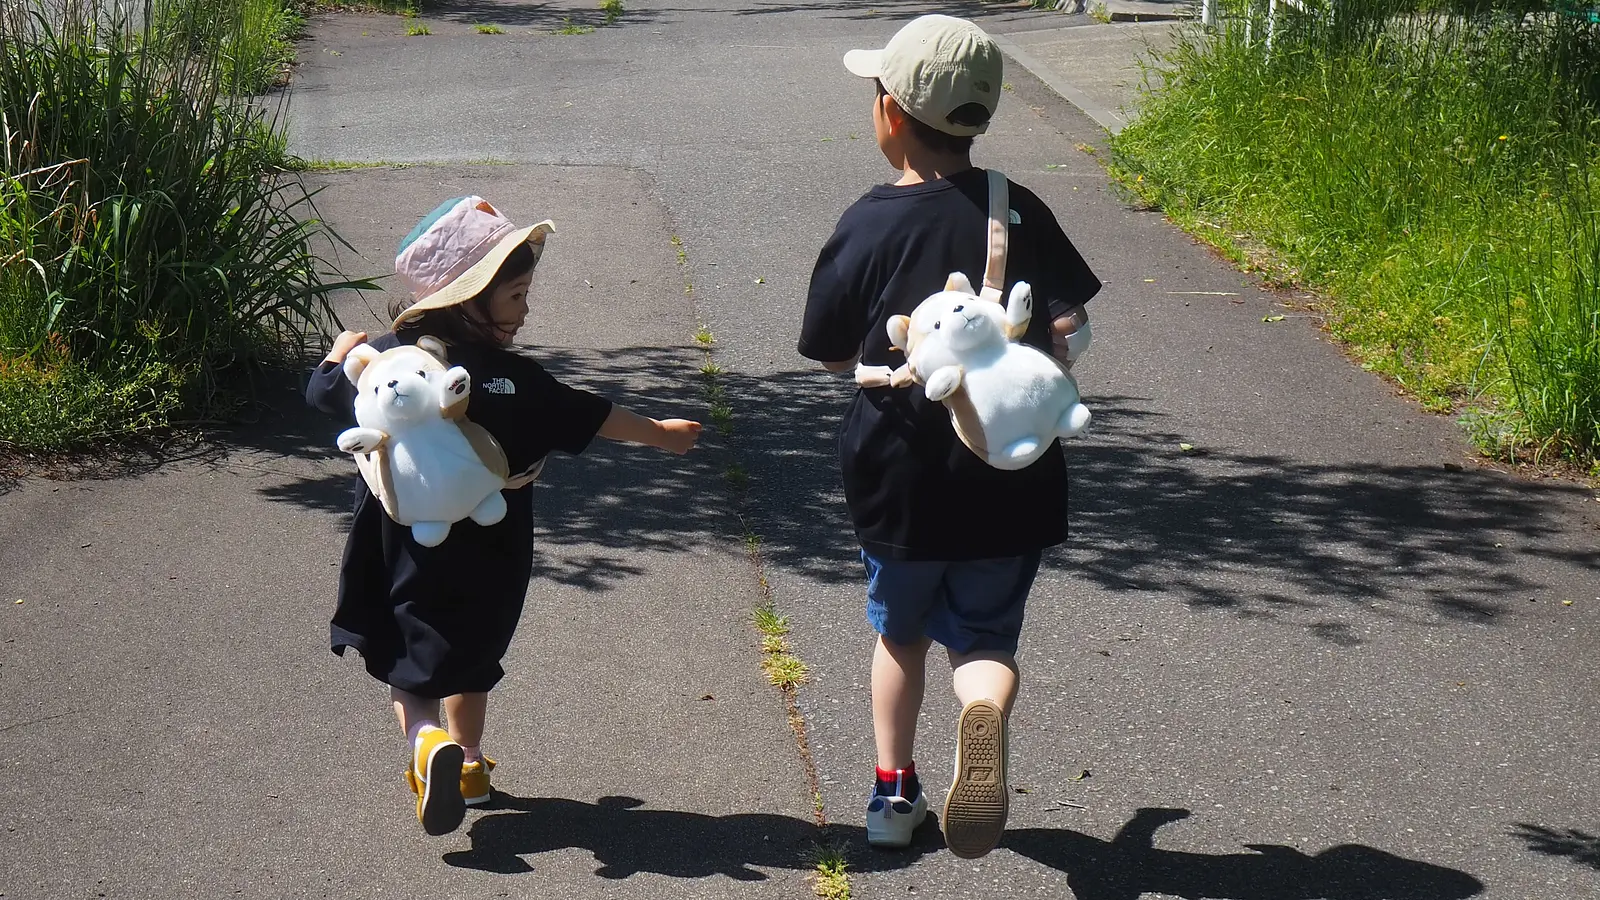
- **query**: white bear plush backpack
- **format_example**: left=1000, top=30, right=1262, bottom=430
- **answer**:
left=336, top=337, right=514, bottom=547
left=855, top=170, right=1093, bottom=471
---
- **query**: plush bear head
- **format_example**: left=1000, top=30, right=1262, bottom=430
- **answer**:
left=888, top=272, right=1022, bottom=380
left=342, top=336, right=464, bottom=430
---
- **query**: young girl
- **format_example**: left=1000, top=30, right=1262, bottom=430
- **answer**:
left=307, top=196, right=701, bottom=836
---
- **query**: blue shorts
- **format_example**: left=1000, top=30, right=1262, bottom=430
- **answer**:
left=862, top=550, right=1041, bottom=655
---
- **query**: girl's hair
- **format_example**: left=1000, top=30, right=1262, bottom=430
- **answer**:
left=391, top=241, right=539, bottom=346
left=875, top=79, right=987, bottom=156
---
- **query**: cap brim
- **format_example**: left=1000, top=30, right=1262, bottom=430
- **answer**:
left=843, top=48, right=885, bottom=79
left=392, top=220, right=553, bottom=329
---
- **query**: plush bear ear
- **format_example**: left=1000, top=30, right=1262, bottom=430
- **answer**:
left=945, top=272, right=976, bottom=296
left=887, top=315, right=912, bottom=352
left=416, top=335, right=449, bottom=364
left=343, top=344, right=381, bottom=385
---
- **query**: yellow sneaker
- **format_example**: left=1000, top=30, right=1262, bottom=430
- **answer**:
left=462, top=757, right=497, bottom=807
left=403, top=726, right=466, bottom=836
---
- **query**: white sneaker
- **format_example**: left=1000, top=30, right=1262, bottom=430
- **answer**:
left=942, top=698, right=1009, bottom=859
left=866, top=789, right=929, bottom=848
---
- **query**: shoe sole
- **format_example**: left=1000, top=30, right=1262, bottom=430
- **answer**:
left=464, top=792, right=492, bottom=807
left=942, top=699, right=1007, bottom=859
left=419, top=741, right=466, bottom=836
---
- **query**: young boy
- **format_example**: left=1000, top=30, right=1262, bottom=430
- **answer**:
left=798, top=15, right=1101, bottom=859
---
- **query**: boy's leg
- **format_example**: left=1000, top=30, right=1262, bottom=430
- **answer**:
left=949, top=649, right=1020, bottom=713
left=862, top=551, right=943, bottom=848
left=930, top=552, right=1041, bottom=859
left=873, top=634, right=933, bottom=770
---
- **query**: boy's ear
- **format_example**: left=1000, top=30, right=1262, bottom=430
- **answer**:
left=343, top=344, right=381, bottom=385
left=881, top=93, right=909, bottom=135
left=887, top=315, right=912, bottom=352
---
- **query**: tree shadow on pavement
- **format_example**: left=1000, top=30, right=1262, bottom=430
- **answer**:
left=1510, top=823, right=1600, bottom=871
left=444, top=796, right=1484, bottom=899
left=239, top=347, right=1599, bottom=636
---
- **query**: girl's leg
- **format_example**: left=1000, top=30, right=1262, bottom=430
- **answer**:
left=873, top=634, right=933, bottom=770
left=948, top=649, right=1020, bottom=714
left=391, top=687, right=442, bottom=742
left=443, top=692, right=489, bottom=763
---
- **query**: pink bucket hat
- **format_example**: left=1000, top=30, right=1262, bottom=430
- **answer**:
left=392, top=196, right=554, bottom=329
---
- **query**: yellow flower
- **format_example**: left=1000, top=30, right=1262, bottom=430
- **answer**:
left=1498, top=135, right=1508, bottom=141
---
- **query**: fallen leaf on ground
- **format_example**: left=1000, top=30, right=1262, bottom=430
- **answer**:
left=1179, top=443, right=1195, bottom=452
left=1263, top=315, right=1286, bottom=323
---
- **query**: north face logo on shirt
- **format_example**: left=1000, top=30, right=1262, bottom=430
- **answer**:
left=482, top=377, right=516, bottom=395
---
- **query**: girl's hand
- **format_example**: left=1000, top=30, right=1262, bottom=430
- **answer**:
left=656, top=419, right=703, bottom=455
left=324, top=330, right=369, bottom=365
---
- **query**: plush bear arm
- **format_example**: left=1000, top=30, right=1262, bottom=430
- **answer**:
left=1004, top=281, right=1034, bottom=341
left=924, top=365, right=964, bottom=402
left=337, top=427, right=387, bottom=454
left=439, top=366, right=472, bottom=413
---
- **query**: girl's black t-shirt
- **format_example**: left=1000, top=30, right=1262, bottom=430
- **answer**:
left=798, top=168, right=1102, bottom=561
left=305, top=330, right=614, bottom=692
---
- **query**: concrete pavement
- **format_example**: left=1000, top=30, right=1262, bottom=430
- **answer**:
left=3, top=2, right=1599, bottom=899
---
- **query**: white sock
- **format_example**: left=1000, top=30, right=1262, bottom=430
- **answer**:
left=407, top=719, right=441, bottom=749
left=462, top=745, right=482, bottom=764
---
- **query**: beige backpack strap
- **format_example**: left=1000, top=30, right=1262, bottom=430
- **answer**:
left=979, top=169, right=1009, bottom=305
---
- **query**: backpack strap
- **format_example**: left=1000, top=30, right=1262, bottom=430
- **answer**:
left=979, top=168, right=1009, bottom=305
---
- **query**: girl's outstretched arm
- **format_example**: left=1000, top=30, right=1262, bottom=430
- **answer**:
left=306, top=330, right=369, bottom=417
left=597, top=406, right=702, bottom=455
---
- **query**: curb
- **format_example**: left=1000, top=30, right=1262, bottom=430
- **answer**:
left=990, top=31, right=1128, bottom=135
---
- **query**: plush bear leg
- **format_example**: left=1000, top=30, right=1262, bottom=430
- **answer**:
left=469, top=491, right=507, bottom=527
left=1057, top=402, right=1092, bottom=437
left=1000, top=436, right=1043, bottom=466
left=412, top=521, right=451, bottom=547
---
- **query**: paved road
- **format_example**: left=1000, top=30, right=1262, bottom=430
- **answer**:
left=3, top=2, right=1598, bottom=899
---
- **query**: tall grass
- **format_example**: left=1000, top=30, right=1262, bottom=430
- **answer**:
left=1112, top=1, right=1600, bottom=467
left=0, top=0, right=372, bottom=452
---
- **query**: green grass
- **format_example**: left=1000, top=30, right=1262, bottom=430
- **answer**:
left=405, top=22, right=431, bottom=35
left=1112, top=2, right=1600, bottom=468
left=1, top=0, right=374, bottom=453
left=474, top=23, right=505, bottom=34
left=810, top=843, right=851, bottom=900
left=600, top=0, right=624, bottom=25
left=762, top=653, right=809, bottom=690
left=754, top=602, right=790, bottom=638
left=554, top=17, right=596, bottom=34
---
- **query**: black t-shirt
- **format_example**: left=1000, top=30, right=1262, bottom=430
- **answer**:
left=798, top=168, right=1101, bottom=561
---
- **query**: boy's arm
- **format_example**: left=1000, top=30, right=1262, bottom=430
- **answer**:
left=799, top=214, right=872, bottom=372
left=597, top=405, right=702, bottom=455
left=1051, top=305, right=1091, bottom=366
left=820, top=354, right=860, bottom=373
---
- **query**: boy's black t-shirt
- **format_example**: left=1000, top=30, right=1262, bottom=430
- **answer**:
left=798, top=168, right=1101, bottom=561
